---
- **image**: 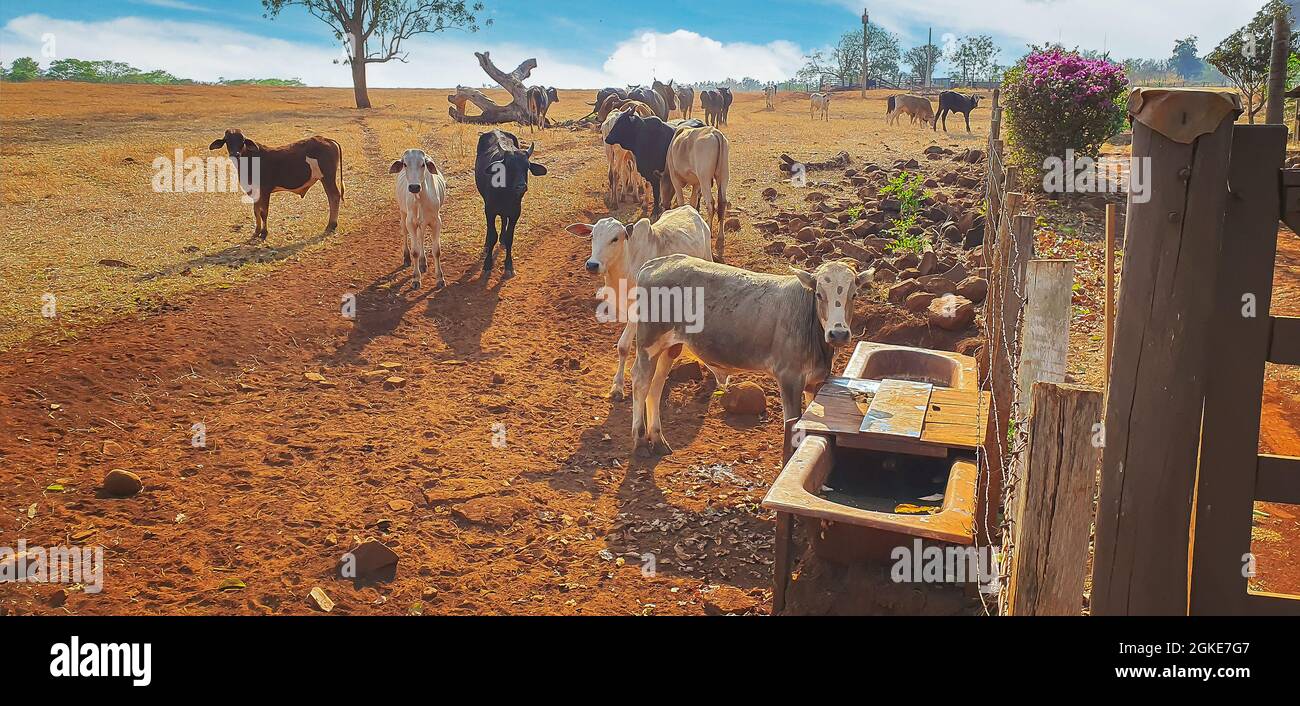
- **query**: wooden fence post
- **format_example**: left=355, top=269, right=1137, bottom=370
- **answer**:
left=1104, top=203, right=1118, bottom=391
left=1266, top=13, right=1290, bottom=126
left=1005, top=382, right=1102, bottom=615
left=990, top=88, right=1001, bottom=143
left=1018, top=259, right=1074, bottom=413
left=1090, top=89, right=1239, bottom=615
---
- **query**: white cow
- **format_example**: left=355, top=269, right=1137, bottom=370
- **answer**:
left=566, top=205, right=725, bottom=399
left=601, top=108, right=647, bottom=207
left=810, top=92, right=831, bottom=121
left=389, top=148, right=447, bottom=289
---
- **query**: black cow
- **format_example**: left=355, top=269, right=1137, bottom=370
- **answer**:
left=936, top=91, right=981, bottom=132
left=526, top=86, right=559, bottom=131
left=208, top=129, right=344, bottom=240
left=629, top=85, right=668, bottom=120
left=699, top=89, right=724, bottom=127
left=603, top=111, right=678, bottom=217
left=474, top=130, right=548, bottom=279
left=718, top=87, right=733, bottom=125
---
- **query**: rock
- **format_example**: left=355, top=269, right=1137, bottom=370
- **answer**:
left=851, top=221, right=881, bottom=237
left=761, top=187, right=778, bottom=200
left=969, top=246, right=986, bottom=268
left=918, top=251, right=939, bottom=275
left=888, top=278, right=923, bottom=303
left=956, top=276, right=989, bottom=303
left=941, top=221, right=962, bottom=244
left=451, top=495, right=527, bottom=528
left=703, top=584, right=757, bottom=615
left=927, top=294, right=976, bottom=330
left=924, top=145, right=944, bottom=155
left=964, top=149, right=985, bottom=164
left=388, top=499, right=414, bottom=512
left=874, top=268, right=898, bottom=284
left=724, top=217, right=741, bottom=232
left=308, top=586, right=334, bottom=612
left=906, top=291, right=938, bottom=312
left=918, top=275, right=957, bottom=295
left=957, top=175, right=981, bottom=189
left=897, top=268, right=921, bottom=281
left=668, top=359, right=704, bottom=382
left=341, top=540, right=399, bottom=578
left=103, top=469, right=142, bottom=497
left=890, top=253, right=920, bottom=270
left=880, top=197, right=901, bottom=212
left=837, top=240, right=878, bottom=263
left=720, top=381, right=766, bottom=415
left=763, top=240, right=786, bottom=255
left=755, top=219, right=779, bottom=234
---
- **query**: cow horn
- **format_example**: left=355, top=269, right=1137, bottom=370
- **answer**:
left=525, top=142, right=535, bottom=159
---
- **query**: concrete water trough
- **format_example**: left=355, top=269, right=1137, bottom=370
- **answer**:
left=762, top=342, right=990, bottom=612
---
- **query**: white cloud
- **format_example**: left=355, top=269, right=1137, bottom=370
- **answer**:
left=0, top=15, right=810, bottom=88
left=842, top=0, right=1261, bottom=62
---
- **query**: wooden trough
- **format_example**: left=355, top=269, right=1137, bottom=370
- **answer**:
left=762, top=342, right=990, bottom=613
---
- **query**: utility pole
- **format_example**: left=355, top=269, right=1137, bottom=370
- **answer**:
left=1266, top=12, right=1290, bottom=125
left=861, top=9, right=869, bottom=97
left=927, top=27, right=933, bottom=88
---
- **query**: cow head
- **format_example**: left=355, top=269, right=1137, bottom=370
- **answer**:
left=486, top=140, right=547, bottom=196
left=791, top=261, right=876, bottom=345
left=603, top=110, right=643, bottom=150
left=209, top=129, right=259, bottom=158
left=389, top=148, right=437, bottom=193
left=970, top=95, right=982, bottom=108
left=546, top=87, right=559, bottom=103
left=566, top=217, right=635, bottom=275
left=653, top=79, right=678, bottom=110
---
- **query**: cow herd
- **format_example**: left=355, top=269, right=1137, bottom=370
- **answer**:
left=208, top=83, right=987, bottom=456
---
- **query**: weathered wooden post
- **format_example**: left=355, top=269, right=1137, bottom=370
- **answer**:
left=1017, top=259, right=1073, bottom=413
left=1005, top=382, right=1103, bottom=615
left=1266, top=13, right=1290, bottom=126
left=1104, top=203, right=1118, bottom=390
left=861, top=9, right=870, bottom=98
left=1090, top=88, right=1241, bottom=615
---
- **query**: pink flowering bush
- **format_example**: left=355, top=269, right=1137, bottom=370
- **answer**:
left=1003, top=48, right=1128, bottom=174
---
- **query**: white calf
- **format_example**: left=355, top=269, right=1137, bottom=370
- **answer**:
left=389, top=148, right=447, bottom=289
left=602, top=108, right=647, bottom=207
left=565, top=205, right=725, bottom=399
left=810, top=92, right=831, bottom=121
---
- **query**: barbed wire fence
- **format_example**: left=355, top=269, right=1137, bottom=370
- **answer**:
left=971, top=88, right=1034, bottom=616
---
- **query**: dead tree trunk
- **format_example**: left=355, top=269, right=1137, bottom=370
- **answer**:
left=447, top=52, right=539, bottom=126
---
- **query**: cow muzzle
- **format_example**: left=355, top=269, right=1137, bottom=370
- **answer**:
left=408, top=184, right=421, bottom=194
left=585, top=260, right=601, bottom=274
left=827, top=328, right=851, bottom=345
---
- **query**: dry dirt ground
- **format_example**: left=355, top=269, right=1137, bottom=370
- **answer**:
left=0, top=83, right=1295, bottom=614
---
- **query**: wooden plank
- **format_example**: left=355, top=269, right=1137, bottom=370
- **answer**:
left=1269, top=316, right=1300, bottom=365
left=1018, top=259, right=1073, bottom=413
left=1243, top=591, right=1300, bottom=616
left=1006, top=382, right=1102, bottom=615
left=772, top=511, right=792, bottom=615
left=1257, top=454, right=1300, bottom=505
left=1092, top=93, right=1238, bottom=616
left=1105, top=203, right=1118, bottom=389
left=1189, top=125, right=1286, bottom=616
left=860, top=379, right=932, bottom=438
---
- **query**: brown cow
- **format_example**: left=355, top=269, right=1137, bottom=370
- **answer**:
left=596, top=94, right=656, bottom=122
left=209, top=129, right=344, bottom=240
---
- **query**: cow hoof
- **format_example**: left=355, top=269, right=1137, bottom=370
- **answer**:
left=651, top=438, right=673, bottom=455
left=609, top=387, right=625, bottom=401
left=435, top=278, right=446, bottom=289
left=403, top=252, right=411, bottom=267
left=419, top=258, right=428, bottom=274
left=411, top=280, right=421, bottom=290
left=502, top=267, right=515, bottom=279
left=324, top=224, right=337, bottom=235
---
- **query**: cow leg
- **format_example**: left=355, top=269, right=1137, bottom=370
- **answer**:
left=631, top=347, right=655, bottom=455
left=254, top=195, right=270, bottom=240
left=649, top=177, right=663, bottom=219
left=964, top=111, right=971, bottom=132
left=323, top=178, right=341, bottom=234
left=610, top=320, right=633, bottom=400
left=482, top=212, right=499, bottom=274
left=777, top=375, right=806, bottom=426
left=401, top=214, right=411, bottom=266
left=408, top=214, right=424, bottom=290
left=429, top=212, right=445, bottom=288
left=644, top=343, right=679, bottom=455
left=501, top=212, right=518, bottom=278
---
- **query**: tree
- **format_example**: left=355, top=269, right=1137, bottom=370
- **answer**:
left=1207, top=0, right=1296, bottom=123
left=904, top=43, right=942, bottom=84
left=948, top=35, right=997, bottom=86
left=263, top=1, right=488, bottom=109
left=1170, top=36, right=1203, bottom=81
left=4, top=56, right=42, bottom=82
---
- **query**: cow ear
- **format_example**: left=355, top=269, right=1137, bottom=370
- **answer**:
left=424, top=160, right=438, bottom=174
left=624, top=223, right=636, bottom=239
left=209, top=138, right=225, bottom=150
left=242, top=139, right=260, bottom=154
left=790, top=267, right=817, bottom=290
left=855, top=268, right=876, bottom=288
left=564, top=223, right=593, bottom=238
left=528, top=163, right=547, bottom=176
left=389, top=160, right=403, bottom=174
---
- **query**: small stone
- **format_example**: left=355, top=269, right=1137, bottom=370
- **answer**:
left=341, top=540, right=399, bottom=578
left=389, top=499, right=414, bottom=512
left=720, top=381, right=766, bottom=415
left=956, top=276, right=989, bottom=303
left=308, top=586, right=334, bottom=612
left=103, top=469, right=142, bottom=497
left=927, top=294, right=977, bottom=330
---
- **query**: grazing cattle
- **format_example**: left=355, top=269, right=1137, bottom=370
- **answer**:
left=664, top=126, right=730, bottom=258
left=629, top=256, right=875, bottom=455
left=675, top=84, right=695, bottom=119
left=603, top=111, right=677, bottom=217
left=651, top=79, right=679, bottom=115
left=764, top=84, right=776, bottom=110
left=208, top=129, right=344, bottom=240
left=565, top=205, right=722, bottom=399
left=887, top=94, right=935, bottom=127
left=596, top=95, right=655, bottom=122
left=810, top=92, right=831, bottom=121
left=593, top=87, right=629, bottom=110
left=389, top=148, right=447, bottom=290
left=473, top=129, right=548, bottom=279
left=601, top=108, right=648, bottom=208
left=718, top=87, right=733, bottom=125
left=699, top=89, right=724, bottom=127
left=629, top=85, right=668, bottom=120
left=526, top=86, right=559, bottom=131
left=936, top=91, right=981, bottom=132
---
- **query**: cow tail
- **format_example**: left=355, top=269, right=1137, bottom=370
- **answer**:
left=887, top=95, right=895, bottom=115
left=329, top=138, right=345, bottom=201
left=716, top=131, right=730, bottom=256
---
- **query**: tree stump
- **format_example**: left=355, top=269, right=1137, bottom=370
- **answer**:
left=447, top=51, right=542, bottom=127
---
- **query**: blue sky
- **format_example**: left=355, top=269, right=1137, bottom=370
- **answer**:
left=0, top=0, right=1267, bottom=87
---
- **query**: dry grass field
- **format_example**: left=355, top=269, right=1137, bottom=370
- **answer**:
left=1, top=81, right=1296, bottom=614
